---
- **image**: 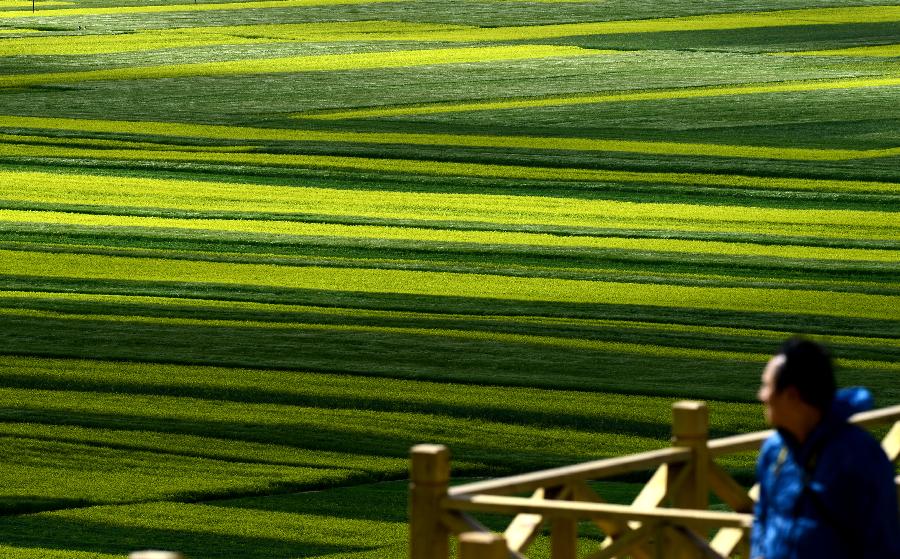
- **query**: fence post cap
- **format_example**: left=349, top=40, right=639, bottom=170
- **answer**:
left=673, top=400, right=706, bottom=411
left=128, top=552, right=185, bottom=559
left=410, top=444, right=450, bottom=483
left=672, top=401, right=709, bottom=439
left=411, top=444, right=449, bottom=455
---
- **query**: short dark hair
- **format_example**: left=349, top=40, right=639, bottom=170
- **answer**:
left=773, top=338, right=836, bottom=412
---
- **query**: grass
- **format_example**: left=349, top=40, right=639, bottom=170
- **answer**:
left=4, top=146, right=900, bottom=193
left=778, top=43, right=900, bottom=57
left=0, top=44, right=608, bottom=88
left=6, top=117, right=900, bottom=160
left=301, top=76, right=900, bottom=120
left=0, top=0, right=407, bottom=19
left=3, top=248, right=899, bottom=320
left=3, top=171, right=898, bottom=239
left=0, top=1, right=897, bottom=557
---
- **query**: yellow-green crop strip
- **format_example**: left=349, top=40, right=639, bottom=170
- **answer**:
left=8, top=240, right=892, bottom=296
left=2, top=209, right=897, bottom=263
left=301, top=76, right=900, bottom=120
left=0, top=45, right=609, bottom=89
left=1, top=171, right=896, bottom=240
left=1, top=143, right=897, bottom=195
left=7, top=6, right=900, bottom=53
left=282, top=6, right=900, bottom=43
left=0, top=0, right=69, bottom=7
left=0, top=0, right=408, bottom=18
left=0, top=22, right=471, bottom=56
left=776, top=44, right=900, bottom=57
left=1, top=249, right=898, bottom=320
left=2, top=116, right=897, bottom=162
left=0, top=133, right=254, bottom=152
left=0, top=29, right=272, bottom=56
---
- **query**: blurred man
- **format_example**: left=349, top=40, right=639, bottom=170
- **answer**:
left=751, top=338, right=900, bottom=559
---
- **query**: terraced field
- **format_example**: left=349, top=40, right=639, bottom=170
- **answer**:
left=0, top=1, right=897, bottom=557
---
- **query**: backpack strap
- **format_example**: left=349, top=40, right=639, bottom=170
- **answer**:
left=781, top=425, right=859, bottom=553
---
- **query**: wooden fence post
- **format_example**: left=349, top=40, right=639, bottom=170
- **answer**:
left=668, top=401, right=710, bottom=558
left=459, top=532, right=508, bottom=559
left=550, top=517, right=578, bottom=559
left=410, top=444, right=451, bottom=559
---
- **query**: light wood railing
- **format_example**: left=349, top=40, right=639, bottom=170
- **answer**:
left=409, top=401, right=900, bottom=559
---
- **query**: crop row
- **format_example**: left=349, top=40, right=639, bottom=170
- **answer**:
left=0, top=44, right=606, bottom=89
left=302, top=76, right=900, bottom=120
left=4, top=305, right=900, bottom=374
left=2, top=171, right=897, bottom=237
left=3, top=291, right=897, bottom=355
left=0, top=133, right=253, bottom=153
left=0, top=489, right=411, bottom=559
left=778, top=43, right=900, bottom=57
left=0, top=22, right=473, bottom=56
left=3, top=248, right=898, bottom=321
left=8, top=7, right=900, bottom=56
left=0, top=384, right=677, bottom=472
left=5, top=117, right=900, bottom=161
left=4, top=4, right=898, bottom=29
left=3, top=209, right=898, bottom=262
left=0, top=0, right=402, bottom=19
left=2, top=148, right=898, bottom=196
left=0, top=355, right=766, bottom=434
left=3, top=305, right=897, bottom=405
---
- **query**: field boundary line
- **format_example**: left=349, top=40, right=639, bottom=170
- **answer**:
left=3, top=116, right=899, bottom=161
left=0, top=0, right=407, bottom=18
left=3, top=208, right=899, bottom=262
left=3, top=289, right=898, bottom=348
left=1, top=142, right=897, bottom=193
left=299, top=75, right=900, bottom=120
left=2, top=249, right=899, bottom=320
left=0, top=45, right=608, bottom=89
left=1, top=307, right=898, bottom=371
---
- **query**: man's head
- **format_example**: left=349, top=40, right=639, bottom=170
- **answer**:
left=758, top=338, right=836, bottom=437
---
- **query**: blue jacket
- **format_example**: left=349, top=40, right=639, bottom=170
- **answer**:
left=751, top=387, right=900, bottom=559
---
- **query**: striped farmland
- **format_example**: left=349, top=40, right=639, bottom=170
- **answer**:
left=0, top=0, right=897, bottom=558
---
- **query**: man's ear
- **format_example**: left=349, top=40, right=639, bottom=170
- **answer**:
left=781, top=385, right=802, bottom=404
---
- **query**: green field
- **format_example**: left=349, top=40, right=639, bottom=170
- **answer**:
left=0, top=1, right=898, bottom=557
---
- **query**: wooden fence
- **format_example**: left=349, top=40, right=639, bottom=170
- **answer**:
left=409, top=401, right=900, bottom=559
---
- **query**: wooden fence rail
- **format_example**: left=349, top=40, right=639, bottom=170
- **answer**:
left=410, top=401, right=900, bottom=559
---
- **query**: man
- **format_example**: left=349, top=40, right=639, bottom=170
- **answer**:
left=751, top=338, right=900, bottom=559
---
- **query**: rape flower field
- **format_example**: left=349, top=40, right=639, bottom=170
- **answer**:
left=0, top=0, right=897, bottom=557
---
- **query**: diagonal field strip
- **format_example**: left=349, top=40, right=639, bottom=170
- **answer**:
left=2, top=306, right=898, bottom=371
left=0, top=133, right=255, bottom=152
left=0, top=45, right=609, bottom=88
left=4, top=291, right=898, bottom=350
left=7, top=5, right=900, bottom=53
left=0, top=0, right=70, bottom=5
left=775, top=44, right=900, bottom=57
left=1, top=171, right=897, bottom=240
left=1, top=248, right=898, bottom=320
left=2, top=209, right=898, bottom=263
left=2, top=116, right=899, bottom=161
left=0, top=29, right=273, bottom=56
left=2, top=4, right=897, bottom=30
left=0, top=0, right=407, bottom=18
left=1, top=143, right=898, bottom=194
left=300, top=75, right=900, bottom=120
left=0, top=22, right=467, bottom=56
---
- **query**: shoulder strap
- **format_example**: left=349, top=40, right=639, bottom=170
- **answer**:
left=784, top=426, right=860, bottom=553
